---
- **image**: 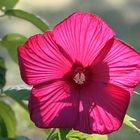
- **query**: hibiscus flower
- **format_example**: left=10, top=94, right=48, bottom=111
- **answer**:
left=18, top=12, right=140, bottom=134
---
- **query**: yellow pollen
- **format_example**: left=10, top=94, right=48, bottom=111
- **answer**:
left=73, top=73, right=86, bottom=85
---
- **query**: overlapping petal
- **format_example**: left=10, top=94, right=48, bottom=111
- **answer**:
left=75, top=82, right=130, bottom=134
left=18, top=31, right=72, bottom=85
left=93, top=39, right=140, bottom=93
left=29, top=81, right=79, bottom=128
left=53, top=12, right=115, bottom=66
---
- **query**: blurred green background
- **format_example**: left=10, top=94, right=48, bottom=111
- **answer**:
left=0, top=0, right=140, bottom=140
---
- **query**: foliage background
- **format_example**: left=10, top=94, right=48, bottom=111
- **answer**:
left=0, top=0, right=140, bottom=140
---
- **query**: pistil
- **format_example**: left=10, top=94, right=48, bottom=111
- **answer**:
left=73, top=72, right=86, bottom=85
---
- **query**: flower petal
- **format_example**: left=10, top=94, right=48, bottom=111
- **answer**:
left=18, top=31, right=72, bottom=85
left=53, top=12, right=115, bottom=66
left=29, top=81, right=79, bottom=128
left=75, top=82, right=130, bottom=134
left=93, top=39, right=140, bottom=93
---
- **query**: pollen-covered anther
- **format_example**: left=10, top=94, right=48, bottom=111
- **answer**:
left=73, top=72, right=86, bottom=85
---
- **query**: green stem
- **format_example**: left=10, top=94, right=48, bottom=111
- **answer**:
left=57, top=129, right=62, bottom=140
left=134, top=91, right=140, bottom=95
left=47, top=128, right=56, bottom=140
left=5, top=9, right=49, bottom=32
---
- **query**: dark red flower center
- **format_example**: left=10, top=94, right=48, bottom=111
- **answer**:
left=64, top=63, right=93, bottom=88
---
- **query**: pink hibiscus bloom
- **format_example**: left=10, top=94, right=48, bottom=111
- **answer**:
left=18, top=12, right=140, bottom=134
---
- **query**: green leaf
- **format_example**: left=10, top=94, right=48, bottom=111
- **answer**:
left=0, top=101, right=16, bottom=138
left=0, top=116, right=8, bottom=137
left=0, top=33, right=27, bottom=63
left=0, top=0, right=19, bottom=11
left=3, top=86, right=31, bottom=110
left=4, top=87, right=30, bottom=101
left=16, top=136, right=30, bottom=140
left=123, top=114, right=140, bottom=132
left=66, top=130, right=108, bottom=140
left=90, top=135, right=108, bottom=140
left=0, top=57, right=6, bottom=88
left=5, top=9, right=49, bottom=32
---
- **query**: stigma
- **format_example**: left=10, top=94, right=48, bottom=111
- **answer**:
left=73, top=72, right=86, bottom=85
